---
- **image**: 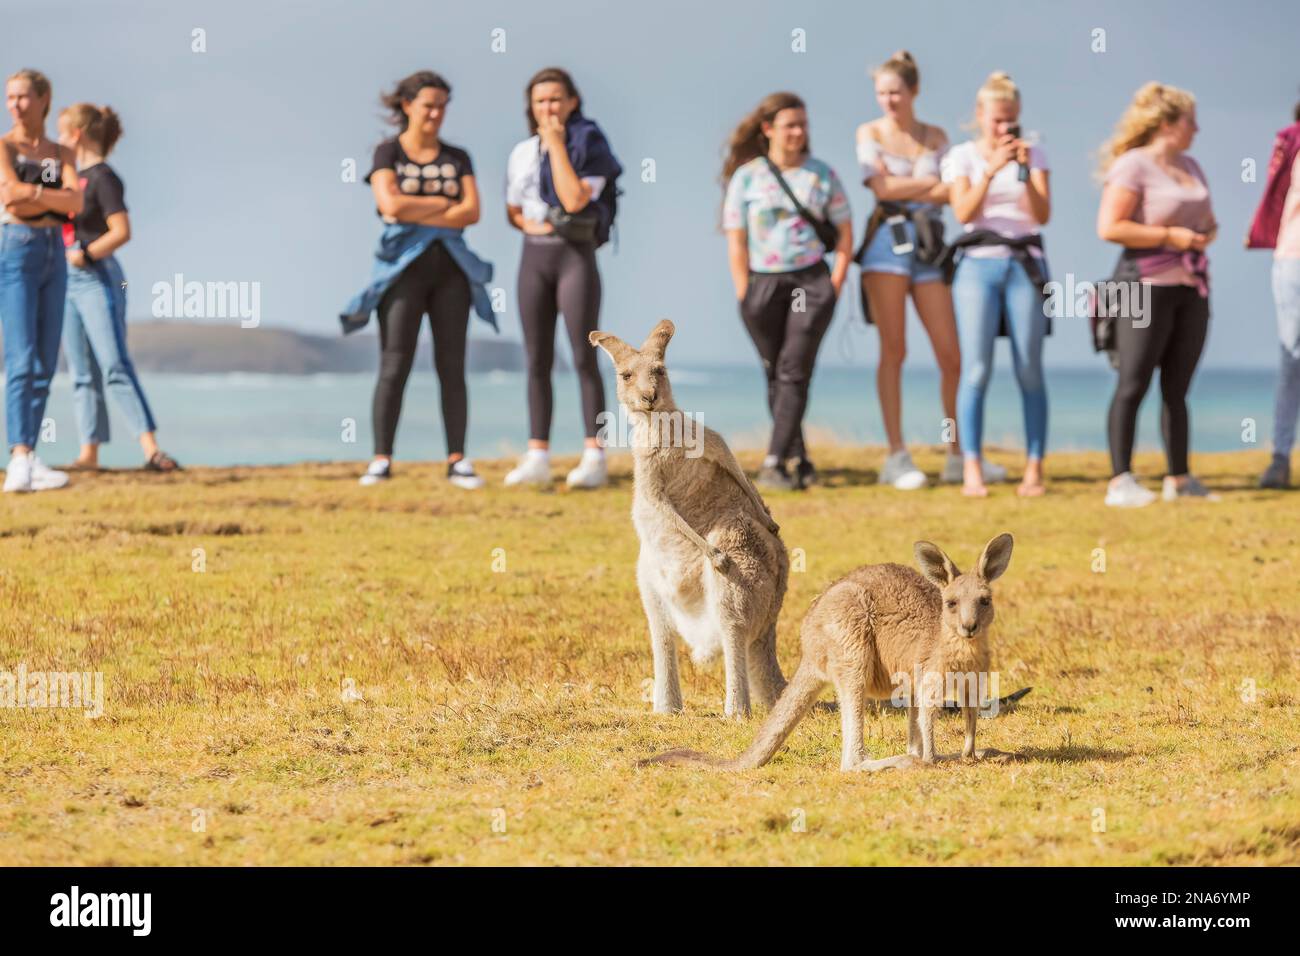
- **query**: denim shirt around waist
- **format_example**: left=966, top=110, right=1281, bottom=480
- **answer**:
left=340, top=223, right=497, bottom=334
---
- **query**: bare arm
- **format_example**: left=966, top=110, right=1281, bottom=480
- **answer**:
left=539, top=116, right=593, bottom=213
left=727, top=228, right=749, bottom=300
left=370, top=169, right=453, bottom=223
left=409, top=174, right=480, bottom=229
left=1024, top=167, right=1050, bottom=225
left=1097, top=182, right=1205, bottom=251
left=69, top=210, right=131, bottom=269
left=829, top=219, right=852, bottom=297
left=2, top=149, right=82, bottom=217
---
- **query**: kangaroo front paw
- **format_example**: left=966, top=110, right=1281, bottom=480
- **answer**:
left=709, top=548, right=732, bottom=572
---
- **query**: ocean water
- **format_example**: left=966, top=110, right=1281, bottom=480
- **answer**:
left=20, top=364, right=1282, bottom=468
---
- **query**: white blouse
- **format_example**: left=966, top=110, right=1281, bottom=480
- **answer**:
left=505, top=135, right=606, bottom=225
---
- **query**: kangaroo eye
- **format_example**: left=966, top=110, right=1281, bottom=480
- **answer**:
left=945, top=600, right=956, bottom=609
left=652, top=367, right=665, bottom=377
left=620, top=372, right=632, bottom=381
left=980, top=597, right=991, bottom=606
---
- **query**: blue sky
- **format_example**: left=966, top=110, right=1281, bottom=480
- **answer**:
left=5, top=0, right=1298, bottom=368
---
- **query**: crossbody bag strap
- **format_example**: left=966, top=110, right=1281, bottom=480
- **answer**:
left=763, top=155, right=827, bottom=229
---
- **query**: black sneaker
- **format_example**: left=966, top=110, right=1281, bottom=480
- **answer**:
left=447, top=459, right=485, bottom=490
left=756, top=462, right=798, bottom=492
left=795, top=457, right=818, bottom=489
left=1259, top=454, right=1291, bottom=489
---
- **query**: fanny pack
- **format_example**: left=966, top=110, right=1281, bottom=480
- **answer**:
left=544, top=205, right=599, bottom=244
left=763, top=156, right=840, bottom=252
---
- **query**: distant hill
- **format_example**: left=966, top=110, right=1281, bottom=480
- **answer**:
left=2, top=321, right=559, bottom=375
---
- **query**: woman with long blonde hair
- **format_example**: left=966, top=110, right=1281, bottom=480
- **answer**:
left=1096, top=82, right=1217, bottom=507
left=941, top=72, right=1051, bottom=497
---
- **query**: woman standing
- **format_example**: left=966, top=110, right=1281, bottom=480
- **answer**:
left=855, top=52, right=1001, bottom=490
left=723, top=92, right=852, bottom=491
left=1097, top=82, right=1217, bottom=507
left=504, top=67, right=622, bottom=489
left=942, top=72, right=1051, bottom=497
left=1, top=69, right=81, bottom=493
left=358, top=70, right=488, bottom=490
left=57, top=104, right=179, bottom=473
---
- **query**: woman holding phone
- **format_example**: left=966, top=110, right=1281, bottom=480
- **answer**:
left=942, top=72, right=1051, bottom=497
left=723, top=91, right=853, bottom=491
left=1, top=68, right=82, bottom=493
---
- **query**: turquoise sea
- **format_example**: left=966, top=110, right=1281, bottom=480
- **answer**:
left=21, top=364, right=1282, bottom=469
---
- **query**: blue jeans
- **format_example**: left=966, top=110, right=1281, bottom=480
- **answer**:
left=953, top=255, right=1048, bottom=459
left=63, top=255, right=157, bottom=444
left=1271, top=257, right=1300, bottom=457
left=0, top=223, right=67, bottom=450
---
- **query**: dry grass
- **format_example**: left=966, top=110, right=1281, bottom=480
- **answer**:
left=1, top=446, right=1297, bottom=865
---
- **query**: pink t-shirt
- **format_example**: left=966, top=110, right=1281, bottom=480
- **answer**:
left=1105, top=149, right=1215, bottom=285
left=1276, top=153, right=1300, bottom=260
left=941, top=140, right=1049, bottom=258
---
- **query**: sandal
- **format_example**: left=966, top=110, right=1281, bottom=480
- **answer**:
left=144, top=450, right=182, bottom=472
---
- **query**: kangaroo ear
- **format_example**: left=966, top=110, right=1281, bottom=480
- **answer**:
left=977, top=533, right=1014, bottom=582
left=588, top=330, right=635, bottom=364
left=914, top=541, right=960, bottom=586
left=640, top=319, right=675, bottom=358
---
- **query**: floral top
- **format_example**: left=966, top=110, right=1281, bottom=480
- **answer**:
left=723, top=156, right=851, bottom=273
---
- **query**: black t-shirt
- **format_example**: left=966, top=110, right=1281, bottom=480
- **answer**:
left=366, top=138, right=473, bottom=217
left=71, top=163, right=127, bottom=248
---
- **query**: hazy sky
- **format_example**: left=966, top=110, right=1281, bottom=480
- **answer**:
left=6, top=0, right=1298, bottom=368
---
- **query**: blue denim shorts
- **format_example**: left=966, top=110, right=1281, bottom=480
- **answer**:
left=857, top=215, right=944, bottom=284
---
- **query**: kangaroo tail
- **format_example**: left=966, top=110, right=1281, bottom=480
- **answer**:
left=639, top=662, right=827, bottom=771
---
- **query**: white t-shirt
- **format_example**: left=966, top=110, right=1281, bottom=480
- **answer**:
left=941, top=140, right=1049, bottom=258
left=505, top=135, right=606, bottom=226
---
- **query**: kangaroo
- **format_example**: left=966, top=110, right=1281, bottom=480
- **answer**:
left=642, top=533, right=1017, bottom=770
left=589, top=320, right=788, bottom=719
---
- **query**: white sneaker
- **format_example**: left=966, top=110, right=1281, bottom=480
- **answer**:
left=359, top=459, right=391, bottom=486
left=28, top=455, right=68, bottom=491
left=566, top=449, right=608, bottom=489
left=940, top=453, right=1009, bottom=484
left=447, top=459, right=485, bottom=490
left=1105, top=472, right=1157, bottom=508
left=504, top=450, right=552, bottom=487
left=4, top=454, right=33, bottom=493
left=1162, top=475, right=1220, bottom=502
left=879, top=450, right=927, bottom=490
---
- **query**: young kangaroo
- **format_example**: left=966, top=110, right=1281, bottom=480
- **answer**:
left=643, top=534, right=1016, bottom=771
left=589, top=320, right=788, bottom=719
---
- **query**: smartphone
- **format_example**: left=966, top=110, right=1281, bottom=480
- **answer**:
left=886, top=214, right=913, bottom=255
left=1006, top=124, right=1029, bottom=182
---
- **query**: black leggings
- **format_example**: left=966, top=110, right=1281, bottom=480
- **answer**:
left=1107, top=283, right=1209, bottom=477
left=373, top=241, right=471, bottom=457
left=739, top=262, right=837, bottom=460
left=517, top=235, right=605, bottom=441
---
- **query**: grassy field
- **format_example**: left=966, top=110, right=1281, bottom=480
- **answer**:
left=1, top=446, right=1297, bottom=866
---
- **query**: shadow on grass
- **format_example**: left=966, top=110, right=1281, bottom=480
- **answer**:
left=1011, top=745, right=1128, bottom=764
